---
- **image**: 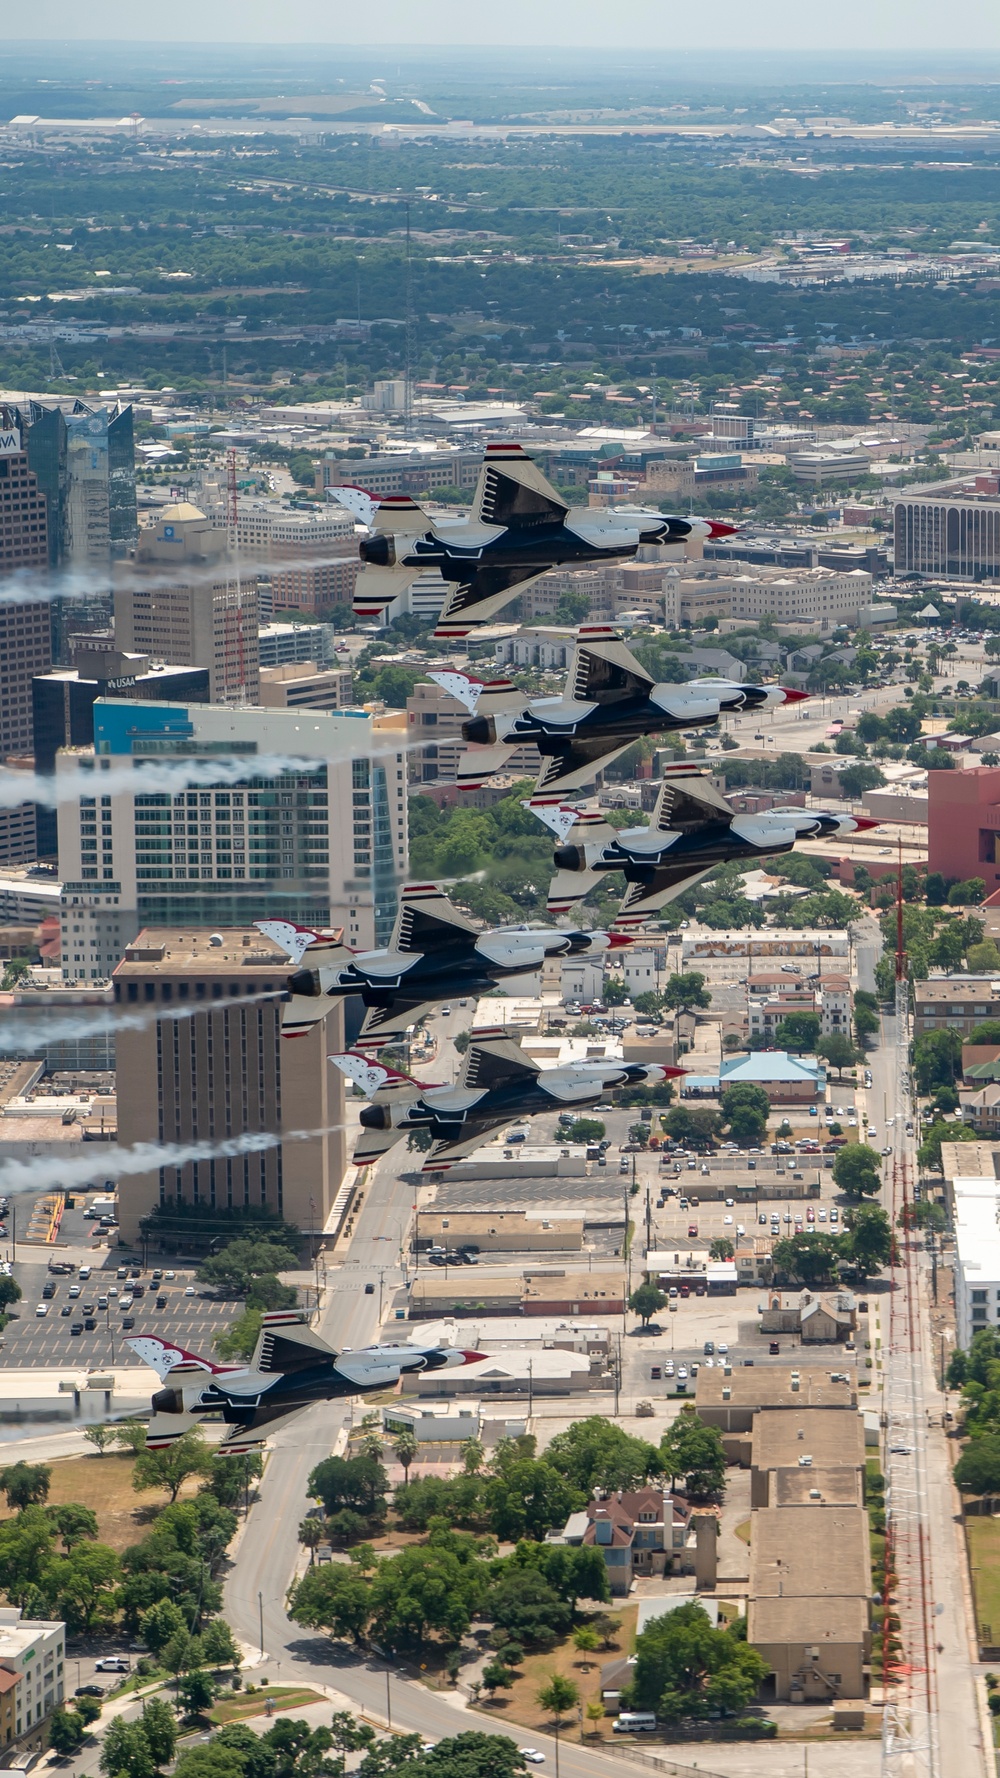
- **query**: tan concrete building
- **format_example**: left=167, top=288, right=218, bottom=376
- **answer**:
left=748, top=1506, right=871, bottom=1701
left=415, top=1209, right=584, bottom=1253
left=258, top=661, right=354, bottom=713
left=913, top=976, right=1000, bottom=1039
left=114, top=503, right=259, bottom=704
left=112, top=926, right=345, bottom=1246
left=695, top=1366, right=857, bottom=1435
left=750, top=1407, right=866, bottom=1509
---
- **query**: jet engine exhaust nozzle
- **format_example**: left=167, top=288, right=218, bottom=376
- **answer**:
left=462, top=716, right=498, bottom=745
left=553, top=845, right=587, bottom=872
left=359, top=534, right=397, bottom=567
left=287, top=968, right=323, bottom=999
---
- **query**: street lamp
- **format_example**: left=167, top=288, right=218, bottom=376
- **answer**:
left=258, top=1590, right=264, bottom=1661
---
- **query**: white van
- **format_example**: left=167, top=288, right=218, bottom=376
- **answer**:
left=613, top=1714, right=657, bottom=1734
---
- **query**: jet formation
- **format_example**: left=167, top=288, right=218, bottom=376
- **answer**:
left=533, top=765, right=879, bottom=928
left=428, top=626, right=808, bottom=796
left=128, top=1313, right=486, bottom=1454
left=343, top=442, right=737, bottom=640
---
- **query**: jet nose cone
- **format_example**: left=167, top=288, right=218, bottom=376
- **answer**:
left=778, top=686, right=810, bottom=703
left=705, top=520, right=739, bottom=538
left=851, top=816, right=881, bottom=831
left=460, top=1349, right=488, bottom=1365
left=607, top=931, right=634, bottom=949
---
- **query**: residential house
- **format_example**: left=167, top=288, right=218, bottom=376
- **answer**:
left=554, top=1488, right=693, bottom=1595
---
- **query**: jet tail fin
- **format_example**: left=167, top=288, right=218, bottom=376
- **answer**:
left=546, top=867, right=603, bottom=917
left=371, top=493, right=428, bottom=532
left=527, top=798, right=617, bottom=846
left=126, top=1336, right=231, bottom=1382
left=255, top=918, right=345, bottom=967
left=471, top=443, right=569, bottom=529
left=281, top=993, right=340, bottom=1039
left=329, top=1051, right=427, bottom=1098
left=250, top=1310, right=336, bottom=1375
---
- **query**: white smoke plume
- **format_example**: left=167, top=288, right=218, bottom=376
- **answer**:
left=0, top=1121, right=347, bottom=1198
left=0, top=544, right=360, bottom=610
left=0, top=734, right=416, bottom=812
left=0, top=990, right=285, bottom=1056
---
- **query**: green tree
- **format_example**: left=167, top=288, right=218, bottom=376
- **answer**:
left=629, top=1283, right=666, bottom=1327
left=954, top=1438, right=1000, bottom=1495
left=49, top=1706, right=86, bottom=1755
left=489, top=1569, right=572, bottom=1649
left=572, top=1625, right=600, bottom=1661
left=842, top=1205, right=892, bottom=1279
left=720, top=1082, right=770, bottom=1124
left=771, top=1232, right=843, bottom=1287
left=367, top=1536, right=484, bottom=1650
left=177, top=1670, right=218, bottom=1717
left=537, top=1675, right=580, bottom=1720
left=623, top=1600, right=768, bottom=1723
left=201, top=1620, right=239, bottom=1669
left=46, top=1502, right=98, bottom=1550
left=662, top=972, right=711, bottom=1013
left=213, top=1308, right=263, bottom=1362
left=912, top=1028, right=964, bottom=1093
left=661, top=1106, right=723, bottom=1149
left=817, top=1032, right=860, bottom=1077
left=727, top=1103, right=768, bottom=1147
left=855, top=1002, right=880, bottom=1045
left=969, top=1021, right=1000, bottom=1046
left=484, top=1459, right=580, bottom=1543
left=46, top=1540, right=121, bottom=1633
left=659, top=1415, right=727, bottom=1499
left=774, top=1012, right=821, bottom=1054
left=140, top=1598, right=188, bottom=1654
left=83, top=1425, right=118, bottom=1457
left=139, top=1700, right=178, bottom=1768
left=833, top=1143, right=883, bottom=1201
left=545, top=1418, right=659, bottom=1492
left=100, top=1719, right=157, bottom=1778
left=288, top=1562, right=372, bottom=1643
left=0, top=1463, right=50, bottom=1510
left=196, top=1239, right=299, bottom=1298
left=299, top=1517, right=323, bottom=1565
left=565, top=1119, right=606, bottom=1144
left=133, top=1433, right=211, bottom=1504
left=393, top=1432, right=419, bottom=1486
left=481, top=1661, right=515, bottom=1697
left=307, top=1455, right=388, bottom=1522
left=709, top=1238, right=735, bottom=1261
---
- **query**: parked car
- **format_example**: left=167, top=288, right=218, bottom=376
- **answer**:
left=76, top=1685, right=106, bottom=1698
left=95, top=1658, right=130, bottom=1673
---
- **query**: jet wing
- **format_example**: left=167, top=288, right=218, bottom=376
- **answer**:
left=652, top=767, right=734, bottom=832
left=355, top=998, right=441, bottom=1051
left=614, top=863, right=715, bottom=929
left=421, top=1114, right=513, bottom=1172
left=569, top=628, right=654, bottom=705
left=435, top=565, right=549, bottom=640
left=534, top=734, right=634, bottom=796
left=281, top=993, right=340, bottom=1039
left=392, top=883, right=479, bottom=954
left=217, top=1404, right=308, bottom=1454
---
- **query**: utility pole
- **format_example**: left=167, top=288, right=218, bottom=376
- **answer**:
left=258, top=1590, right=264, bottom=1661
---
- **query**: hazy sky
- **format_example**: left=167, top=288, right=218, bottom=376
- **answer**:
left=8, top=0, right=1000, bottom=48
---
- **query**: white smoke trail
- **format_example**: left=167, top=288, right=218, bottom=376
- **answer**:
left=0, top=1121, right=348, bottom=1198
left=0, top=734, right=417, bottom=812
left=0, top=545, right=360, bottom=610
left=0, top=990, right=286, bottom=1055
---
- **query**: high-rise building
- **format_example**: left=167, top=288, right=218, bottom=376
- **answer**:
left=894, top=483, right=1000, bottom=579
left=235, top=503, right=357, bottom=620
left=0, top=411, right=51, bottom=866
left=112, top=925, right=347, bottom=1246
left=56, top=696, right=408, bottom=979
left=927, top=762, right=1000, bottom=895
left=114, top=503, right=259, bottom=704
left=32, top=640, right=211, bottom=857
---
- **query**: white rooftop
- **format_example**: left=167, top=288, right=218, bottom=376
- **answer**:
left=953, top=1176, right=1000, bottom=1281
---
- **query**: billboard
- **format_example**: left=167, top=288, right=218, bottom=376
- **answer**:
left=0, top=426, right=22, bottom=455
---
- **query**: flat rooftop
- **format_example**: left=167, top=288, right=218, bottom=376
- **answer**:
left=750, top=1506, right=870, bottom=1599
left=953, top=1175, right=1000, bottom=1285
left=696, top=1367, right=858, bottom=1411
left=747, top=1594, right=869, bottom=1646
left=772, top=1466, right=863, bottom=1507
left=752, top=1407, right=866, bottom=1473
left=116, top=927, right=290, bottom=978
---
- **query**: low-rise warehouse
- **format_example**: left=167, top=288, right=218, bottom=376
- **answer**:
left=748, top=1505, right=871, bottom=1701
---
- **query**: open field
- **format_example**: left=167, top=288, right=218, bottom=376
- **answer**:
left=0, top=1453, right=205, bottom=1552
left=470, top=1604, right=638, bottom=1745
left=212, top=1687, right=326, bottom=1723
left=966, top=1516, right=1000, bottom=1642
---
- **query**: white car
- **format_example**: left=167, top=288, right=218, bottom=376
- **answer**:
left=79, top=1266, right=91, bottom=1280
left=35, top=1304, right=48, bottom=1318
left=165, top=1271, right=176, bottom=1281
left=664, top=1361, right=675, bottom=1376
left=69, top=1284, right=81, bottom=1298
left=703, top=1356, right=714, bottom=1367
left=184, top=1285, right=196, bottom=1297
left=818, top=1209, right=827, bottom=1222
left=725, top=1197, right=734, bottom=1207
left=520, top=1753, right=545, bottom=1765
left=677, top=1365, right=689, bottom=1380
left=95, top=1657, right=130, bottom=1673
left=723, top=1214, right=733, bottom=1224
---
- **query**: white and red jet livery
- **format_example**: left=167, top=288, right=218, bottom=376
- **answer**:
left=331, top=1030, right=685, bottom=1173
left=346, top=442, right=737, bottom=640
left=128, top=1312, right=486, bottom=1454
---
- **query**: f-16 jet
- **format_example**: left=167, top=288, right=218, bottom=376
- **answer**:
left=128, top=1314, right=486, bottom=1455
left=533, top=766, right=879, bottom=928
left=428, top=627, right=809, bottom=796
left=257, top=883, right=631, bottom=1047
left=349, top=442, right=737, bottom=640
left=331, top=1032, right=685, bottom=1172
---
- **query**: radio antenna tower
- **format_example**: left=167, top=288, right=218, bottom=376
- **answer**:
left=404, top=199, right=414, bottom=434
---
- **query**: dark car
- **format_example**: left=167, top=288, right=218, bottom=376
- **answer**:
left=41, top=1282, right=56, bottom=1299
left=75, top=1685, right=105, bottom=1699
left=130, top=1284, right=145, bottom=1298
left=121, top=1316, right=135, bottom=1331
left=156, top=1295, right=167, bottom=1308
left=364, top=1283, right=375, bottom=1295
left=60, top=1305, right=72, bottom=1317
left=83, top=1317, right=97, bottom=1332
left=70, top=1322, right=83, bottom=1335
left=769, top=1340, right=781, bottom=1355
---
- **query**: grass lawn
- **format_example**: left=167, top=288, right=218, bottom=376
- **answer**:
left=966, top=1516, right=1000, bottom=1642
left=212, top=1687, right=325, bottom=1724
left=475, top=1605, right=638, bottom=1746
left=734, top=1519, right=752, bottom=1545
left=0, top=1454, right=204, bottom=1552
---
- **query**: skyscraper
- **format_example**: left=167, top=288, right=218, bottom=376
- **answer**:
left=114, top=503, right=259, bottom=705
left=56, top=696, right=408, bottom=980
left=0, top=410, right=51, bottom=865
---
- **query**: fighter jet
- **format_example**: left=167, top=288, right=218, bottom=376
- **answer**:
left=349, top=442, right=737, bottom=640
left=331, top=1030, right=685, bottom=1172
left=428, top=627, right=809, bottom=796
left=257, top=881, right=631, bottom=1047
left=533, top=765, right=879, bottom=928
left=127, top=1313, right=487, bottom=1454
